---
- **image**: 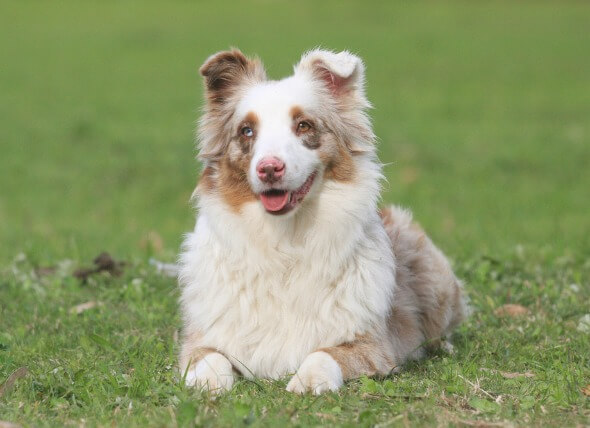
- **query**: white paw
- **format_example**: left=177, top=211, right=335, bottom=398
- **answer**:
left=441, top=340, right=455, bottom=355
left=286, top=351, right=343, bottom=395
left=184, top=352, right=234, bottom=394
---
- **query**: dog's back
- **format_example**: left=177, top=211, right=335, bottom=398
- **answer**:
left=381, top=205, right=467, bottom=358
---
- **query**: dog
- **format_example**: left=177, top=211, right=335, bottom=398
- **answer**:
left=178, top=49, right=467, bottom=394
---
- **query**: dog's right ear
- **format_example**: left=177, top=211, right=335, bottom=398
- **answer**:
left=199, top=49, right=266, bottom=104
left=197, top=50, right=265, bottom=160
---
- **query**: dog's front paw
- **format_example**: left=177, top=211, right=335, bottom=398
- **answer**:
left=286, top=351, right=343, bottom=394
left=184, top=352, right=234, bottom=394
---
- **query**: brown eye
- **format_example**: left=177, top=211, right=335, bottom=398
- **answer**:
left=241, top=126, right=254, bottom=137
left=297, top=121, right=311, bottom=133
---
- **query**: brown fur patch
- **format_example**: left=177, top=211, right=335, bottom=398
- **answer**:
left=320, top=334, right=394, bottom=380
left=196, top=166, right=215, bottom=196
left=289, top=106, right=304, bottom=120
left=301, top=129, right=320, bottom=150
left=319, top=138, right=356, bottom=182
left=217, top=155, right=256, bottom=212
left=290, top=105, right=320, bottom=150
left=196, top=111, right=257, bottom=213
left=238, top=111, right=259, bottom=153
left=195, top=154, right=257, bottom=213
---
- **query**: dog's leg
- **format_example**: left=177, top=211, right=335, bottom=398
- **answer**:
left=286, top=336, right=394, bottom=394
left=179, top=333, right=235, bottom=393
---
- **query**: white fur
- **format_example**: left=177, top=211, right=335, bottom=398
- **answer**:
left=184, top=352, right=235, bottom=393
left=286, top=351, right=343, bottom=394
left=179, top=153, right=393, bottom=378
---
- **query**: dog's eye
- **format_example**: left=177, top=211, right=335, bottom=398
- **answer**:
left=241, top=127, right=254, bottom=137
left=297, top=121, right=311, bottom=133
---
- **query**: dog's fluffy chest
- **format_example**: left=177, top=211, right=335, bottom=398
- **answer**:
left=179, top=205, right=395, bottom=378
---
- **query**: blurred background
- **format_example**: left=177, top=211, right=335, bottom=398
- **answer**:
left=1, top=0, right=589, bottom=264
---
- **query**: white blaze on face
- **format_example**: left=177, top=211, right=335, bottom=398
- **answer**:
left=236, top=75, right=322, bottom=196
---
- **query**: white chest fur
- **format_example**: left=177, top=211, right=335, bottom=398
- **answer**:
left=179, top=173, right=395, bottom=379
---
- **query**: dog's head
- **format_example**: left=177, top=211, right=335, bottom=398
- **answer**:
left=196, top=49, right=375, bottom=216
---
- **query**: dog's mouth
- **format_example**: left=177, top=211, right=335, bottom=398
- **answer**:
left=259, top=172, right=317, bottom=215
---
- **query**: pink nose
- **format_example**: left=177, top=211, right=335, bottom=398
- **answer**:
left=256, top=157, right=285, bottom=183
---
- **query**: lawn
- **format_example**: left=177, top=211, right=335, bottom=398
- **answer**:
left=1, top=0, right=589, bottom=426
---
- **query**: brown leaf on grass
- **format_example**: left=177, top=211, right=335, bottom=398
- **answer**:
left=34, top=266, right=56, bottom=277
left=69, top=301, right=102, bottom=314
left=140, top=231, right=164, bottom=253
left=314, top=413, right=337, bottom=421
left=494, top=304, right=529, bottom=317
left=0, top=367, right=28, bottom=398
left=454, top=419, right=511, bottom=427
left=73, top=252, right=125, bottom=282
left=0, top=421, right=22, bottom=428
left=500, top=371, right=535, bottom=379
left=582, top=384, right=590, bottom=397
left=480, top=368, right=535, bottom=379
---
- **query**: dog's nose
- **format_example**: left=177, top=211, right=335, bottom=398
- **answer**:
left=256, top=157, right=285, bottom=183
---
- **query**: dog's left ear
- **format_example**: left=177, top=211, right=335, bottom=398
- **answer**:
left=295, top=49, right=373, bottom=153
left=295, top=49, right=366, bottom=97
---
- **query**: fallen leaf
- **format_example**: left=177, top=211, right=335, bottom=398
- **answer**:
left=74, top=252, right=125, bottom=282
left=0, top=421, right=22, bottom=428
left=140, top=231, right=164, bottom=253
left=494, top=304, right=529, bottom=317
left=314, top=413, right=337, bottom=421
left=500, top=371, right=535, bottom=379
left=34, top=266, right=56, bottom=277
left=581, top=384, right=590, bottom=397
left=0, top=367, right=28, bottom=398
left=480, top=368, right=535, bottom=379
left=69, top=301, right=101, bottom=315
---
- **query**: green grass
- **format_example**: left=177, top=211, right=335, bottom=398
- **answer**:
left=1, top=0, right=589, bottom=426
left=1, top=250, right=589, bottom=426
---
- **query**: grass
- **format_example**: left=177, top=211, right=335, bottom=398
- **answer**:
left=1, top=0, right=589, bottom=426
left=1, top=250, right=588, bottom=426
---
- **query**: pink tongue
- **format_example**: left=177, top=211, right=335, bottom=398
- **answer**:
left=260, top=191, right=290, bottom=212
